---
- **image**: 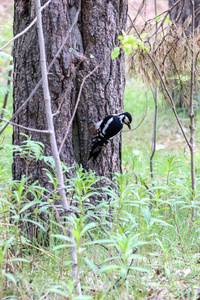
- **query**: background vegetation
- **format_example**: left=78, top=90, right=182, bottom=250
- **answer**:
left=0, top=1, right=200, bottom=299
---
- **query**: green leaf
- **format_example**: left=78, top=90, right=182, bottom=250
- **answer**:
left=124, top=46, right=131, bottom=55
left=140, top=32, right=148, bottom=39
left=111, top=47, right=120, bottom=60
left=121, top=30, right=126, bottom=36
left=155, top=13, right=163, bottom=22
left=4, top=273, right=17, bottom=286
left=120, top=267, right=127, bottom=278
left=129, top=266, right=150, bottom=273
left=151, top=218, right=173, bottom=227
left=19, top=200, right=41, bottom=214
left=98, top=264, right=120, bottom=273
left=7, top=258, right=29, bottom=263
left=81, top=222, right=96, bottom=236
left=84, top=257, right=98, bottom=273
left=72, top=230, right=80, bottom=243
left=51, top=234, right=74, bottom=244
left=164, top=15, right=171, bottom=24
left=20, top=218, right=46, bottom=231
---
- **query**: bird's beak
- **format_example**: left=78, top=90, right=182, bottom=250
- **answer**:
left=127, top=124, right=131, bottom=130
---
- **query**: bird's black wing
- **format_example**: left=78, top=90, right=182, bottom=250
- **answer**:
left=88, top=116, right=123, bottom=160
left=100, top=116, right=122, bottom=140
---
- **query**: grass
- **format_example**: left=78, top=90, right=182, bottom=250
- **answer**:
left=1, top=17, right=200, bottom=300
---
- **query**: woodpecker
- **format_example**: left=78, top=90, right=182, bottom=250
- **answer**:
left=88, top=112, right=132, bottom=161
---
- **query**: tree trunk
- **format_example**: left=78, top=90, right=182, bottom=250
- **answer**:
left=13, top=1, right=128, bottom=187
left=169, top=0, right=200, bottom=109
left=169, top=0, right=200, bottom=30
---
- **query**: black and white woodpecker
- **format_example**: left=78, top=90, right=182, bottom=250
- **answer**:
left=88, top=112, right=132, bottom=161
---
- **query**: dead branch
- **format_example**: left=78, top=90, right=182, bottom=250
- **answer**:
left=0, top=117, right=51, bottom=134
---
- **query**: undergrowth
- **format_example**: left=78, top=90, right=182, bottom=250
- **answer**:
left=0, top=135, right=200, bottom=299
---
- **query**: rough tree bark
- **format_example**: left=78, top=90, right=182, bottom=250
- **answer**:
left=13, top=0, right=128, bottom=188
left=169, top=0, right=200, bottom=29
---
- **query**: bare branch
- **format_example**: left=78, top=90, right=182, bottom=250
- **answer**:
left=0, top=0, right=51, bottom=53
left=175, top=0, right=186, bottom=23
left=0, top=117, right=51, bottom=134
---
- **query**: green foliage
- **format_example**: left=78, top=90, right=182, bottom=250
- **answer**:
left=111, top=30, right=148, bottom=60
left=13, top=133, right=44, bottom=162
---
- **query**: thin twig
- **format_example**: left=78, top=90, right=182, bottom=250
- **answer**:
left=123, top=92, right=148, bottom=133
left=0, top=117, right=51, bottom=134
left=175, top=0, right=186, bottom=23
left=58, top=53, right=110, bottom=154
left=0, top=0, right=51, bottom=53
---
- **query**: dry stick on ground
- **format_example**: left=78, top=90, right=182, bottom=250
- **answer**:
left=58, top=53, right=110, bottom=154
left=0, top=0, right=51, bottom=53
left=34, top=0, right=81, bottom=295
left=0, top=1, right=81, bottom=137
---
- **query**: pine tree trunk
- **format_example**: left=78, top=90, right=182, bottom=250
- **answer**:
left=169, top=0, right=200, bottom=108
left=169, top=0, right=200, bottom=30
left=13, top=1, right=128, bottom=190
